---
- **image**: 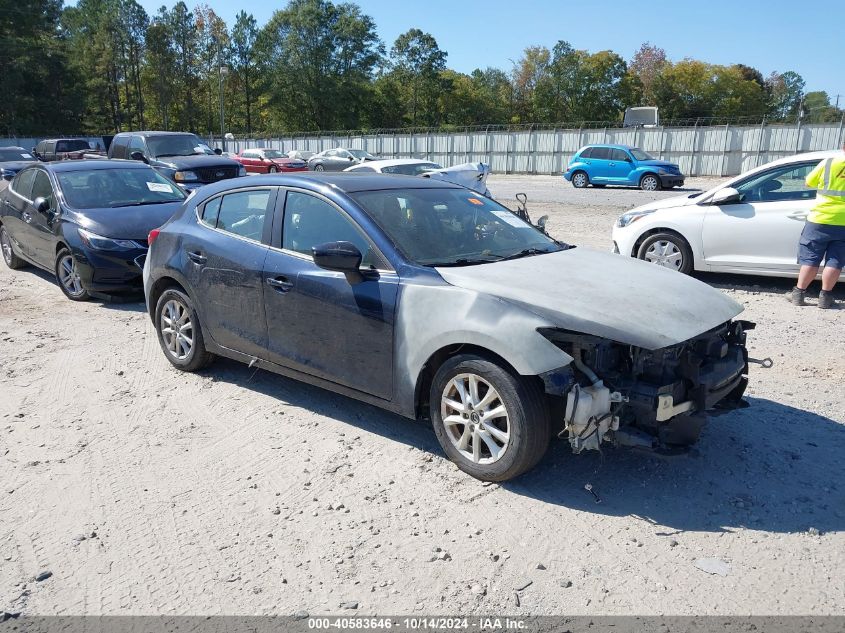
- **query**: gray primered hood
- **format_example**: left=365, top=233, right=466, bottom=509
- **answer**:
left=435, top=248, right=743, bottom=350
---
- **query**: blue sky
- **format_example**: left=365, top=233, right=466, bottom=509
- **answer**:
left=131, top=0, right=842, bottom=101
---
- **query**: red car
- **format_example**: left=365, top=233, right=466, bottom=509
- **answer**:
left=235, top=148, right=308, bottom=173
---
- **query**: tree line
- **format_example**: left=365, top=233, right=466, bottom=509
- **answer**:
left=2, top=0, right=842, bottom=137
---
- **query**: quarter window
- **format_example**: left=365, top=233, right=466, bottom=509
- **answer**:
left=734, top=162, right=818, bottom=203
left=214, top=189, right=272, bottom=241
left=579, top=148, right=594, bottom=159
left=201, top=197, right=222, bottom=227
left=282, top=191, right=381, bottom=268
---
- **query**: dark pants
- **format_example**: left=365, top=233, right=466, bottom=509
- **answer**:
left=798, top=221, right=845, bottom=269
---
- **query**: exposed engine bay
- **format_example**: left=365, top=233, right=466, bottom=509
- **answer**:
left=540, top=320, right=758, bottom=453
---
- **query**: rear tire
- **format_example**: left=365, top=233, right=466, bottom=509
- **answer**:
left=430, top=355, right=550, bottom=482
left=314, top=164, right=325, bottom=172
left=154, top=287, right=215, bottom=372
left=55, top=247, right=90, bottom=301
left=0, top=225, right=26, bottom=269
left=571, top=171, right=589, bottom=188
left=268, top=165, right=278, bottom=173
left=640, top=173, right=661, bottom=191
left=636, top=232, right=693, bottom=274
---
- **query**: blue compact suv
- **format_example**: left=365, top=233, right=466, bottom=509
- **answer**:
left=563, top=144, right=684, bottom=191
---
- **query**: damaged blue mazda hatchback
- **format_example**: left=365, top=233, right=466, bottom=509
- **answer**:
left=143, top=173, right=756, bottom=481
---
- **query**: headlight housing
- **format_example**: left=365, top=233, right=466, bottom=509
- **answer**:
left=78, top=228, right=143, bottom=251
left=238, top=165, right=247, bottom=177
left=616, top=209, right=655, bottom=228
left=173, top=170, right=199, bottom=182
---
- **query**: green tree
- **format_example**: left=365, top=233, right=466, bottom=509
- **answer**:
left=257, top=0, right=382, bottom=131
left=230, top=10, right=260, bottom=134
left=628, top=42, right=667, bottom=106
left=802, top=91, right=841, bottom=123
left=143, top=14, right=177, bottom=129
left=510, top=46, right=550, bottom=123
left=389, top=28, right=447, bottom=126
left=765, top=71, right=805, bottom=120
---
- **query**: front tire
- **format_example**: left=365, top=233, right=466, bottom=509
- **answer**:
left=571, top=171, right=589, bottom=188
left=636, top=232, right=693, bottom=274
left=430, top=355, right=550, bottom=482
left=640, top=173, right=661, bottom=191
left=268, top=165, right=278, bottom=173
left=55, top=248, right=90, bottom=301
left=154, top=287, right=215, bottom=372
left=0, top=225, right=26, bottom=269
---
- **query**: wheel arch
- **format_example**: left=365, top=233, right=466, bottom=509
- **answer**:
left=147, top=274, right=192, bottom=322
left=413, top=343, right=540, bottom=420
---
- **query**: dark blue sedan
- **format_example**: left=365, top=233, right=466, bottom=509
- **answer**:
left=0, top=159, right=186, bottom=300
left=143, top=173, right=753, bottom=481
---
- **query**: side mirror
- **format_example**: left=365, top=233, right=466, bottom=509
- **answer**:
left=214, top=148, right=223, bottom=155
left=130, top=151, right=148, bottom=163
left=33, top=197, right=50, bottom=214
left=710, top=187, right=741, bottom=205
left=348, top=156, right=355, bottom=161
left=2, top=172, right=13, bottom=181
left=313, top=241, right=362, bottom=273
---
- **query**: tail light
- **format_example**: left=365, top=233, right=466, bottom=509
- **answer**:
left=148, top=228, right=161, bottom=246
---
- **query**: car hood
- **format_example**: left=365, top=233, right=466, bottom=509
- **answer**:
left=152, top=155, right=239, bottom=169
left=423, top=162, right=490, bottom=195
left=70, top=201, right=184, bottom=241
left=638, top=159, right=679, bottom=169
left=435, top=248, right=743, bottom=350
left=630, top=191, right=705, bottom=213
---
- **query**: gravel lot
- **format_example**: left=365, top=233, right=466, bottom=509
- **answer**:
left=1, top=174, right=844, bottom=616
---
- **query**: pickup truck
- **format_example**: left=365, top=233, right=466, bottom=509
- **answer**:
left=33, top=138, right=106, bottom=162
left=108, top=131, right=245, bottom=190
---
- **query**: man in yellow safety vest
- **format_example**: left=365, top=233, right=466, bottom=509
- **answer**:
left=790, top=143, right=845, bottom=309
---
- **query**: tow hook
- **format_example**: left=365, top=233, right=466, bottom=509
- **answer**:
left=748, top=357, right=774, bottom=368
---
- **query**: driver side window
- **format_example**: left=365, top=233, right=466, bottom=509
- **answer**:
left=30, top=171, right=55, bottom=212
left=735, top=163, right=818, bottom=203
left=282, top=191, right=384, bottom=269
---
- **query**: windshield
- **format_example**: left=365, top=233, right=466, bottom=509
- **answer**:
left=0, top=148, right=34, bottom=162
left=57, top=168, right=187, bottom=209
left=629, top=148, right=654, bottom=161
left=382, top=162, right=442, bottom=176
left=146, top=134, right=215, bottom=158
left=350, top=188, right=562, bottom=266
left=348, top=149, right=375, bottom=159
left=263, top=150, right=285, bottom=159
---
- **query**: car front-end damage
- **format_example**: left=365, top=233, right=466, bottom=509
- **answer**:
left=538, top=320, right=755, bottom=453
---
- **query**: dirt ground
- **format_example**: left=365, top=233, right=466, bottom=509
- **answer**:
left=1, top=175, right=844, bottom=616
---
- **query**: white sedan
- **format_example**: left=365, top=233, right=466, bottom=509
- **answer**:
left=611, top=151, right=834, bottom=278
left=345, top=159, right=491, bottom=196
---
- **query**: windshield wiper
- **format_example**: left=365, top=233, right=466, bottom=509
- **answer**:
left=113, top=200, right=180, bottom=207
left=426, top=255, right=505, bottom=267
left=154, top=153, right=192, bottom=158
left=497, top=247, right=554, bottom=262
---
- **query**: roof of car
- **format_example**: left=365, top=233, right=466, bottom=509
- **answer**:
left=41, top=159, right=154, bottom=173
left=0, top=146, right=27, bottom=151
left=197, top=172, right=463, bottom=197
left=114, top=131, right=199, bottom=137
left=580, top=144, right=636, bottom=150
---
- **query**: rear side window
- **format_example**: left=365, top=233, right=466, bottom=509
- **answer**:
left=215, top=189, right=273, bottom=241
left=110, top=136, right=129, bottom=159
left=12, top=168, right=37, bottom=199
left=591, top=147, right=611, bottom=160
left=56, top=140, right=90, bottom=153
left=200, top=197, right=222, bottom=227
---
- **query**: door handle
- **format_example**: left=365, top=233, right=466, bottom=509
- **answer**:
left=186, top=250, right=207, bottom=264
left=608, top=162, right=615, bottom=166
left=22, top=211, right=32, bottom=223
left=787, top=212, right=808, bottom=221
left=266, top=276, right=293, bottom=292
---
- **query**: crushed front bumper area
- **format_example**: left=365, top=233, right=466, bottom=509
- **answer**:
left=540, top=320, right=754, bottom=453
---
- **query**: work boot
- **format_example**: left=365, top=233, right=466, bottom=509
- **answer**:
left=818, top=290, right=835, bottom=309
left=788, top=287, right=806, bottom=306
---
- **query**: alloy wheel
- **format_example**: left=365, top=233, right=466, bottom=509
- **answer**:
left=58, top=254, right=86, bottom=297
left=644, top=240, right=684, bottom=270
left=641, top=175, right=659, bottom=191
left=572, top=172, right=587, bottom=187
left=160, top=299, right=194, bottom=361
left=440, top=373, right=510, bottom=465
left=314, top=164, right=324, bottom=172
